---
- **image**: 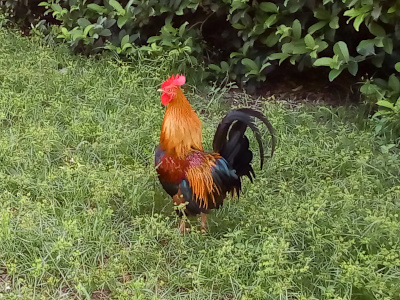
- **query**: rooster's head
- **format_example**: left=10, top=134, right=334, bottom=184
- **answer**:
left=159, top=74, right=186, bottom=105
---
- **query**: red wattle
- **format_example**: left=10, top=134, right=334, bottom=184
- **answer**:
left=161, top=93, right=171, bottom=105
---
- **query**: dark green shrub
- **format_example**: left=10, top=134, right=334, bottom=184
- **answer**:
left=0, top=0, right=46, bottom=25
left=35, top=0, right=204, bottom=76
left=360, top=64, right=400, bottom=138
left=216, top=0, right=400, bottom=85
left=5, top=1, right=399, bottom=84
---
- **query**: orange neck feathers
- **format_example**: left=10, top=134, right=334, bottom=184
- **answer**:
left=160, top=88, right=203, bottom=158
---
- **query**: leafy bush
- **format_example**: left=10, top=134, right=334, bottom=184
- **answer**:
left=37, top=0, right=203, bottom=68
left=2, top=1, right=399, bottom=81
left=217, top=0, right=400, bottom=84
left=360, top=63, right=400, bottom=138
left=2, top=0, right=400, bottom=135
left=0, top=0, right=46, bottom=25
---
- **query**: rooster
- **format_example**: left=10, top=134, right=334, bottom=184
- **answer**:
left=155, top=74, right=275, bottom=232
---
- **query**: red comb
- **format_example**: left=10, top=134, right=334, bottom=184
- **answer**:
left=161, top=74, right=186, bottom=89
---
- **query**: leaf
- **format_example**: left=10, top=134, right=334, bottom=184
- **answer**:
left=245, top=70, right=259, bottom=77
left=376, top=100, right=394, bottom=110
left=232, top=23, right=245, bottom=30
left=241, top=58, right=259, bottom=71
left=329, top=68, right=343, bottom=81
left=292, top=19, right=301, bottom=40
left=313, top=57, right=333, bottom=67
left=372, top=53, right=385, bottom=67
left=375, top=38, right=383, bottom=48
left=61, top=27, right=69, bottom=36
left=292, top=45, right=308, bottom=54
left=333, top=41, right=350, bottom=63
left=388, top=74, right=400, bottom=93
left=372, top=110, right=392, bottom=118
left=380, top=144, right=396, bottom=154
left=353, top=14, right=365, bottom=31
left=314, top=7, right=330, bottom=20
left=304, top=34, right=315, bottom=49
left=388, top=6, right=396, bottom=14
left=356, top=40, right=375, bottom=56
left=104, top=18, right=116, bottom=28
left=329, top=16, right=339, bottom=29
left=395, top=62, right=400, bottom=73
left=371, top=5, right=382, bottom=20
left=278, top=57, right=288, bottom=65
left=259, top=2, right=278, bottom=13
left=260, top=62, right=271, bottom=72
left=99, top=29, right=111, bottom=37
left=308, top=21, right=328, bottom=34
left=221, top=61, right=230, bottom=72
left=269, top=53, right=290, bottom=60
left=117, top=15, right=129, bottom=28
left=368, top=22, right=386, bottom=37
left=77, top=18, right=91, bottom=28
left=309, top=50, right=317, bottom=59
left=121, top=34, right=129, bottom=47
left=360, top=81, right=377, bottom=95
left=343, top=8, right=356, bottom=18
left=189, top=56, right=198, bottom=65
left=316, top=40, right=329, bottom=52
left=122, top=42, right=133, bottom=51
left=230, top=52, right=244, bottom=58
left=83, top=25, right=94, bottom=36
left=179, top=22, right=188, bottom=37
left=87, top=4, right=107, bottom=14
left=264, top=14, right=278, bottom=28
left=281, top=41, right=307, bottom=54
left=243, top=41, right=252, bottom=55
left=261, top=32, right=279, bottom=47
left=268, top=53, right=290, bottom=65
left=208, top=64, right=222, bottom=72
left=383, top=38, right=393, bottom=54
left=374, top=78, right=389, bottom=89
left=348, top=61, right=358, bottom=76
left=147, top=36, right=161, bottom=43
left=109, top=0, right=125, bottom=15
left=288, top=2, right=301, bottom=13
left=57, top=31, right=66, bottom=40
left=125, top=0, right=134, bottom=10
left=251, top=24, right=264, bottom=36
left=51, top=3, right=62, bottom=12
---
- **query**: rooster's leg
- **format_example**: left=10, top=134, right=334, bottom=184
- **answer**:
left=201, top=213, right=207, bottom=233
left=173, top=191, right=190, bottom=234
left=179, top=218, right=187, bottom=233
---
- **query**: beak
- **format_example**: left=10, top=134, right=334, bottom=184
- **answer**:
left=157, top=88, right=163, bottom=92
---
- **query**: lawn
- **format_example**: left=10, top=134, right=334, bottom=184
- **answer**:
left=0, top=29, right=399, bottom=299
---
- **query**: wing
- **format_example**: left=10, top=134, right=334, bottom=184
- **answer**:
left=179, top=152, right=240, bottom=213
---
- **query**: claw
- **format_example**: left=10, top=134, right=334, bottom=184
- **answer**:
left=179, top=219, right=190, bottom=234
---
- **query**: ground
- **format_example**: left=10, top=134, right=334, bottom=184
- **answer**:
left=0, top=29, right=399, bottom=299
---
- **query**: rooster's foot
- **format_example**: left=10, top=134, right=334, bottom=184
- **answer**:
left=179, top=219, right=190, bottom=234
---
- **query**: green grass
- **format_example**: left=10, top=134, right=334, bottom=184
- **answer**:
left=0, top=29, right=400, bottom=300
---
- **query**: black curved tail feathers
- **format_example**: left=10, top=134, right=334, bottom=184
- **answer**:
left=212, top=108, right=276, bottom=182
